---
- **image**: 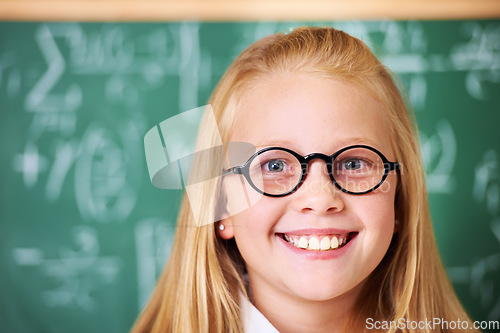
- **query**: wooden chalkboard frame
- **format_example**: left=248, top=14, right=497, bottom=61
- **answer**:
left=0, top=0, right=500, bottom=21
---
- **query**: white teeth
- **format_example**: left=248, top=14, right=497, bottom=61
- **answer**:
left=320, top=237, right=330, bottom=250
left=282, top=233, right=350, bottom=251
left=331, top=236, right=339, bottom=249
left=298, top=236, right=308, bottom=249
left=308, top=237, right=320, bottom=250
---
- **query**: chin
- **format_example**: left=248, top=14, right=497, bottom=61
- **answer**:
left=289, top=277, right=362, bottom=303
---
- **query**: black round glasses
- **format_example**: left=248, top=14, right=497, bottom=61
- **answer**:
left=222, top=145, right=400, bottom=197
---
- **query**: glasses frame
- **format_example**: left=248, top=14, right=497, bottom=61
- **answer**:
left=222, top=144, right=400, bottom=197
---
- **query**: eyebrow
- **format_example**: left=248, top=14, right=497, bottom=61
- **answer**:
left=253, top=137, right=383, bottom=151
left=335, top=137, right=382, bottom=148
left=253, top=139, right=295, bottom=149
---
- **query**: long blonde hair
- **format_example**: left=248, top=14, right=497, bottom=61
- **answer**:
left=132, top=27, right=478, bottom=333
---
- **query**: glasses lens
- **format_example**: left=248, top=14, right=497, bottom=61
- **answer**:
left=332, top=147, right=386, bottom=193
left=249, top=149, right=302, bottom=195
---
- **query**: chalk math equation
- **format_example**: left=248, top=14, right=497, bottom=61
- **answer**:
left=0, top=20, right=499, bottom=332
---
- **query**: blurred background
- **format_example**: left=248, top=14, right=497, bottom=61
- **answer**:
left=1, top=1, right=500, bottom=332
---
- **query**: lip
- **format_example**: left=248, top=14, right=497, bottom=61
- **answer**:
left=275, top=231, right=358, bottom=260
left=278, top=228, right=355, bottom=236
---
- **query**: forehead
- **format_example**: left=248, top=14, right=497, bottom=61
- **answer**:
left=230, top=73, right=394, bottom=158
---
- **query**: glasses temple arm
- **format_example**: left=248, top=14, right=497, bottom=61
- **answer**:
left=221, top=166, right=243, bottom=177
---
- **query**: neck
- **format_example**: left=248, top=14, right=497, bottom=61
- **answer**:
left=249, top=277, right=362, bottom=333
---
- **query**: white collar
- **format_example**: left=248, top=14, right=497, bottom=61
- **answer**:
left=240, top=292, right=280, bottom=333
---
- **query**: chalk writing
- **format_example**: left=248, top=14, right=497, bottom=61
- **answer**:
left=12, top=226, right=121, bottom=311
left=1, top=21, right=499, bottom=332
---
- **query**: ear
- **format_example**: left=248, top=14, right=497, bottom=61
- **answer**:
left=394, top=219, right=399, bottom=234
left=218, top=214, right=235, bottom=240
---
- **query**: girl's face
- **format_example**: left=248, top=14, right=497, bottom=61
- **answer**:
left=220, top=73, right=397, bottom=312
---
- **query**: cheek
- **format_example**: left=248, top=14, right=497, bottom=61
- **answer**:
left=230, top=199, right=287, bottom=265
left=223, top=176, right=265, bottom=218
left=230, top=198, right=290, bottom=253
left=348, top=172, right=397, bottom=242
left=369, top=174, right=398, bottom=225
left=357, top=189, right=397, bottom=244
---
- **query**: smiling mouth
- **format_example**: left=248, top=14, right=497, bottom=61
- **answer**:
left=277, top=232, right=357, bottom=251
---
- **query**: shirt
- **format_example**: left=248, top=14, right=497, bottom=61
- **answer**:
left=240, top=292, right=280, bottom=333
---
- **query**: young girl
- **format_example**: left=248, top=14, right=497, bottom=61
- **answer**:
left=133, top=27, right=479, bottom=333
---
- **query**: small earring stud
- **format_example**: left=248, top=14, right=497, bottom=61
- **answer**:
left=219, top=224, right=225, bottom=231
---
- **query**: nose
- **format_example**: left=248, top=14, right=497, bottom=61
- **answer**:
left=293, top=160, right=344, bottom=215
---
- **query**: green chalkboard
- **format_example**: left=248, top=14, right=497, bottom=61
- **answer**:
left=1, top=20, right=499, bottom=332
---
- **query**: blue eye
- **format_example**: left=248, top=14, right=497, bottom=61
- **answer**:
left=344, top=159, right=361, bottom=170
left=267, top=160, right=285, bottom=172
